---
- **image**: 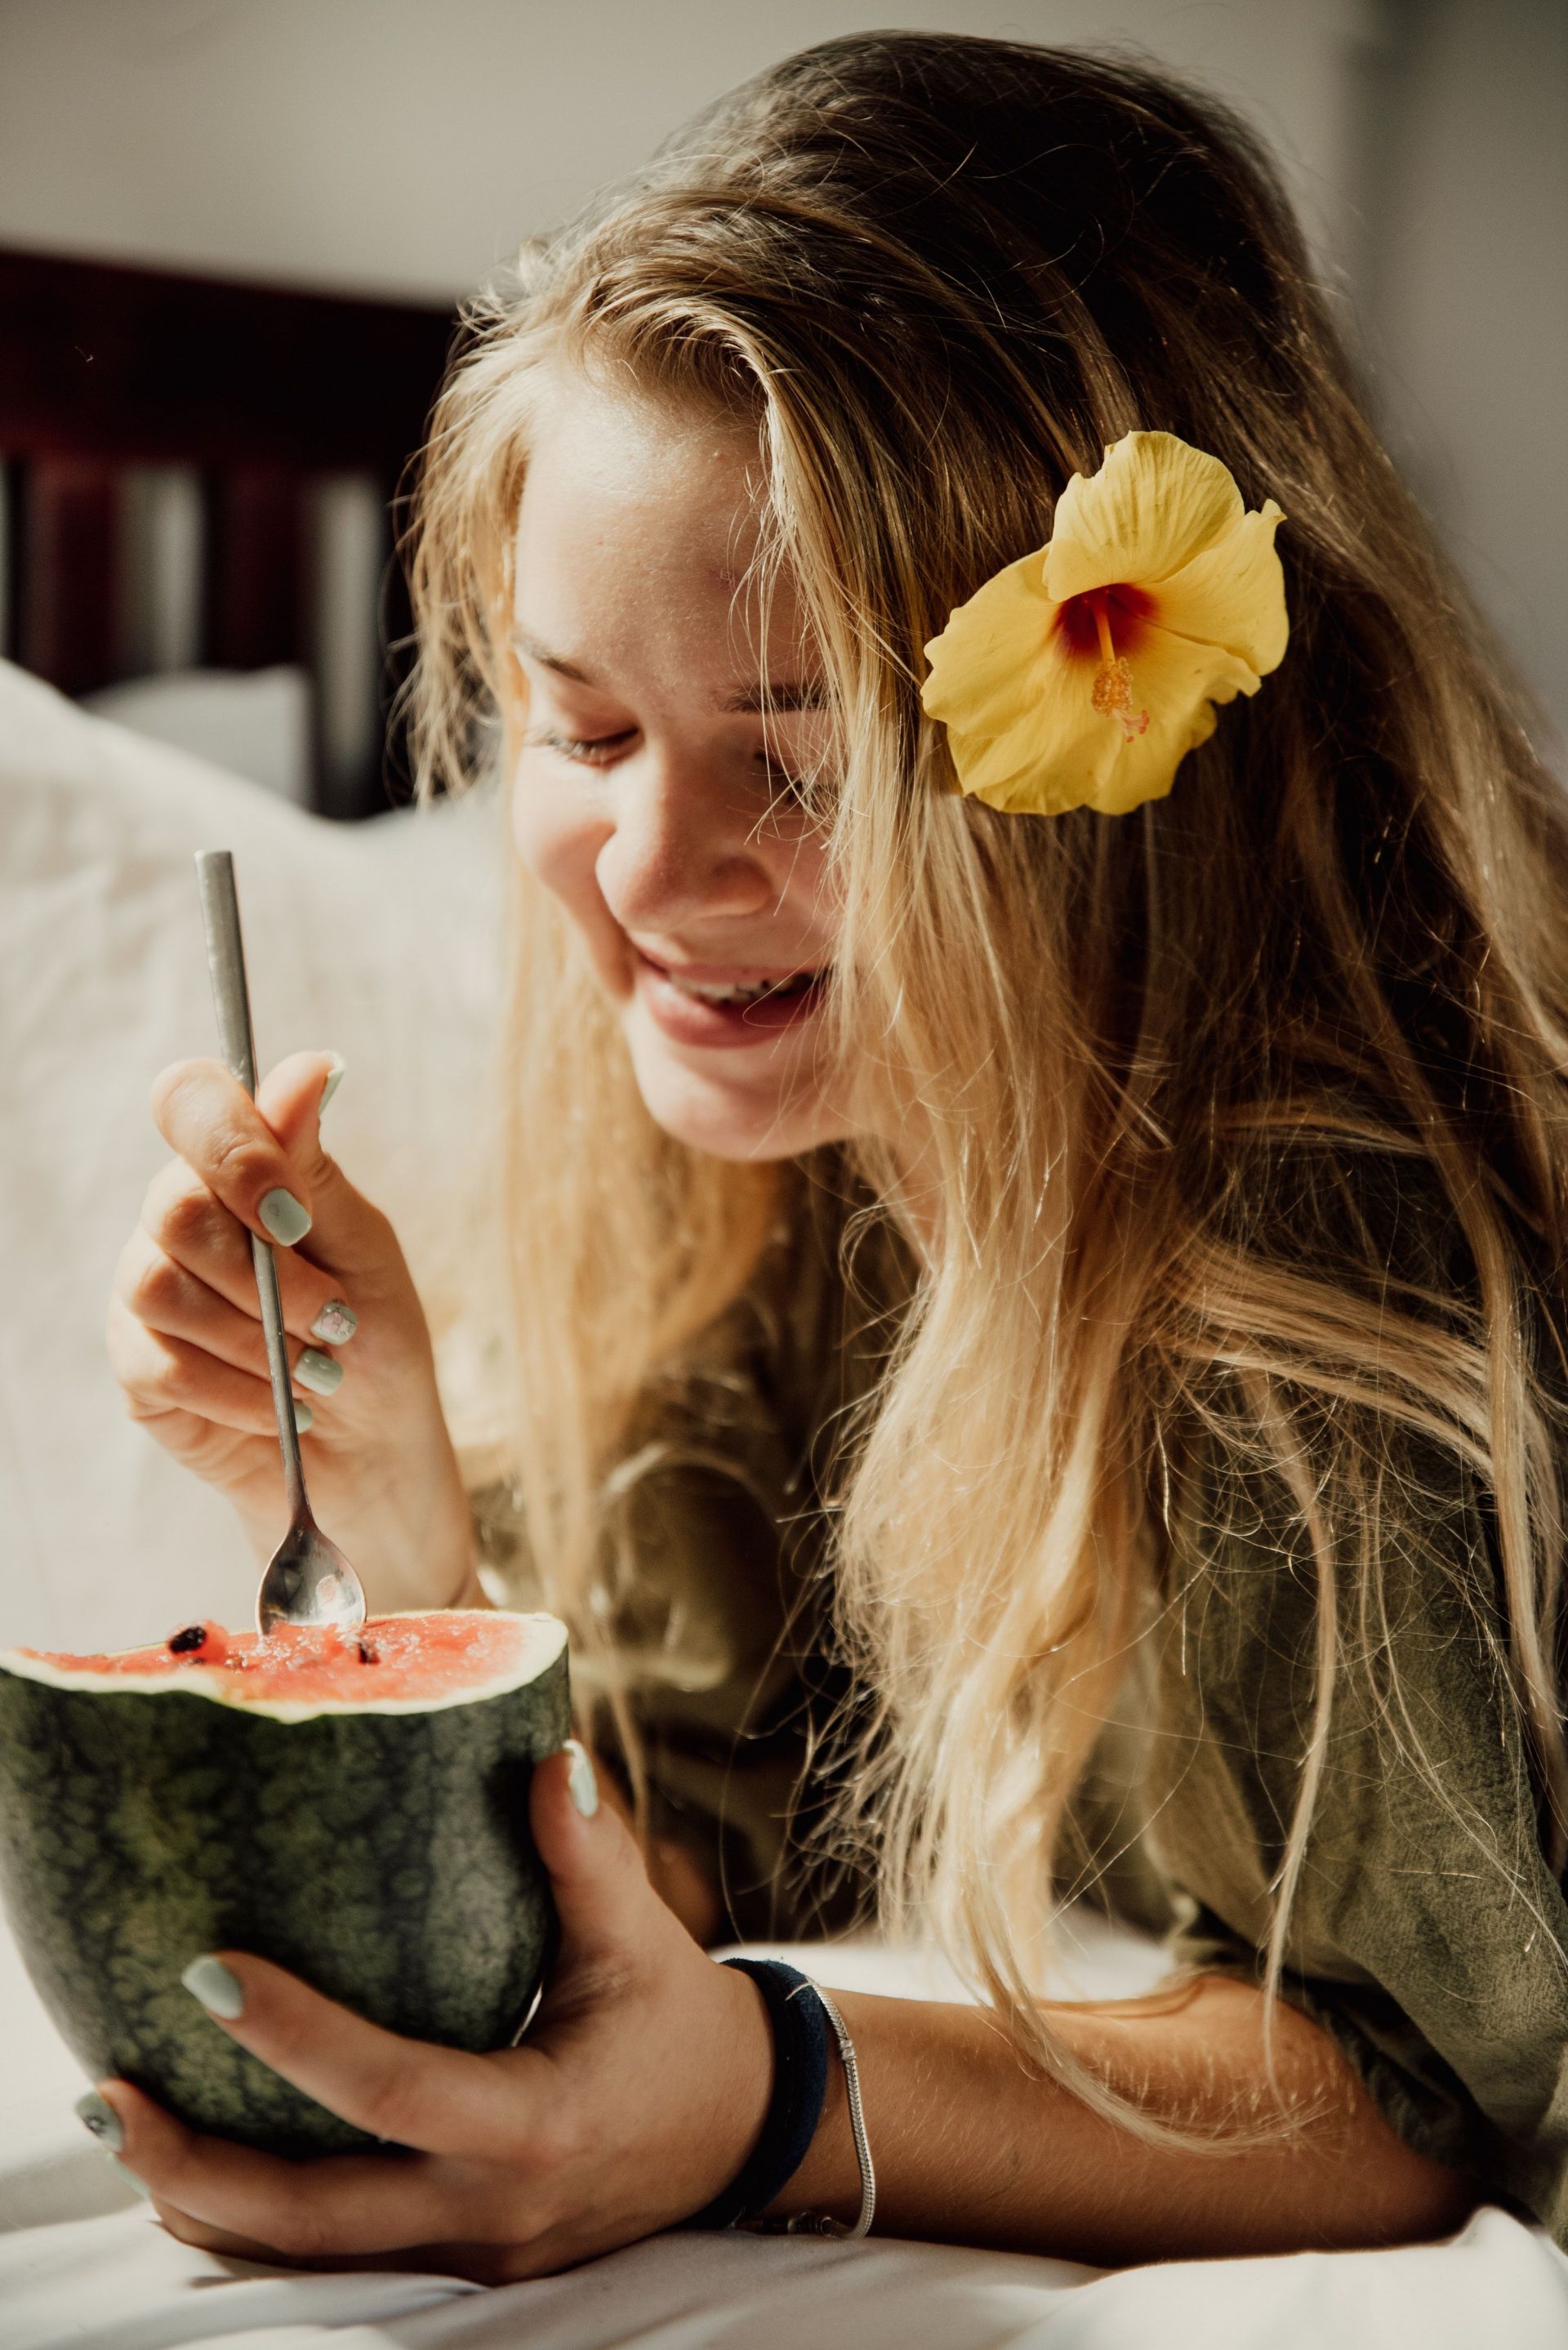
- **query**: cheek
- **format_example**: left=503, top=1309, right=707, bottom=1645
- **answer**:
left=779, top=827, right=841, bottom=950
left=513, top=758, right=599, bottom=905
left=511, top=760, right=627, bottom=975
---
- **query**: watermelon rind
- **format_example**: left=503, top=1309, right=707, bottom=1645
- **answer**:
left=0, top=1608, right=570, bottom=2157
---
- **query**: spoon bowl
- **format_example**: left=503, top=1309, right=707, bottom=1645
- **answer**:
left=257, top=1518, right=367, bottom=1637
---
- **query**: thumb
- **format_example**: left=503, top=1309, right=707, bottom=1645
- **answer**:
left=531, top=1742, right=655, bottom=1966
left=254, top=1051, right=392, bottom=1283
left=256, top=1049, right=343, bottom=1164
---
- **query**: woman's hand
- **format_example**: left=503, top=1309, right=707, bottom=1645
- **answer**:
left=87, top=1747, right=773, bottom=2280
left=107, top=1051, right=476, bottom=1613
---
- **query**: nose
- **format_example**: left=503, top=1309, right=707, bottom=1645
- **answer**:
left=595, top=744, right=774, bottom=934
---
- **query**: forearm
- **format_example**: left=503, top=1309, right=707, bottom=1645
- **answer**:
left=774, top=1974, right=1474, bottom=2262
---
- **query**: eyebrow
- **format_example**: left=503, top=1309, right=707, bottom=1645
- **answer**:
left=513, top=631, right=826, bottom=715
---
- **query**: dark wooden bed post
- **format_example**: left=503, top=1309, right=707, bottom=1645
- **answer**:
left=0, top=247, right=455, bottom=818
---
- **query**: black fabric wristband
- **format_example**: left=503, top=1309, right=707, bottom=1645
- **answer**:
left=685, top=1959, right=831, bottom=2231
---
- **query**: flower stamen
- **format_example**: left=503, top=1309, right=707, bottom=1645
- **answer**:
left=1089, top=592, right=1150, bottom=743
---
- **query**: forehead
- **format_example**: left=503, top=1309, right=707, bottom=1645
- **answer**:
left=511, top=365, right=814, bottom=678
left=515, top=368, right=762, bottom=584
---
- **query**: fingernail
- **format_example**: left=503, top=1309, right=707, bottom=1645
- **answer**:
left=564, top=1738, right=599, bottom=1818
left=259, top=1188, right=311, bottom=1246
left=310, top=1300, right=357, bottom=1346
left=319, top=1053, right=346, bottom=1113
left=294, top=1347, right=343, bottom=1396
left=181, top=1955, right=245, bottom=2019
left=109, top=2156, right=153, bottom=2200
left=293, top=1400, right=314, bottom=1433
left=74, top=2090, right=123, bottom=2153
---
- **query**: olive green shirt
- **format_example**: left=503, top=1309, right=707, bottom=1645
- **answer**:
left=474, top=1160, right=1568, bottom=2242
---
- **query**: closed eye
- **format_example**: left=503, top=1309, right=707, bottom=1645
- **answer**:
left=528, top=729, right=822, bottom=807
left=531, top=728, right=636, bottom=767
left=756, top=752, right=810, bottom=804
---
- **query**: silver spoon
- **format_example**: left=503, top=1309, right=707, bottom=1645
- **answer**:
left=195, top=849, right=367, bottom=1638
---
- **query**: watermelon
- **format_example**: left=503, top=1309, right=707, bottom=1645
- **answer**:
left=0, top=1609, right=568, bottom=2156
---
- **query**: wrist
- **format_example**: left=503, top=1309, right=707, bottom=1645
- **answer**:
left=690, top=1964, right=871, bottom=2236
left=759, top=1986, right=865, bottom=2227
left=702, top=1960, right=776, bottom=2208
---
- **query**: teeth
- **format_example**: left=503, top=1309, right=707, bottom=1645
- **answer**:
left=666, top=971, right=813, bottom=1006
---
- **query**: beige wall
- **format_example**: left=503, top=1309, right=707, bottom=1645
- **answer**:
left=0, top=0, right=1367, bottom=297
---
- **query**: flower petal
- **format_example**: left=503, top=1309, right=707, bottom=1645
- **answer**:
left=1044, top=433, right=1245, bottom=603
left=947, top=649, right=1122, bottom=814
left=1152, top=500, right=1289, bottom=676
left=922, top=548, right=1053, bottom=739
left=949, top=618, right=1259, bottom=818
left=1084, top=622, right=1255, bottom=814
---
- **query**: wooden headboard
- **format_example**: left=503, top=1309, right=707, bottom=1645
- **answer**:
left=0, top=247, right=455, bottom=818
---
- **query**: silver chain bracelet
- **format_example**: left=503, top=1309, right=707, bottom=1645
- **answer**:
left=746, top=1976, right=875, bottom=2241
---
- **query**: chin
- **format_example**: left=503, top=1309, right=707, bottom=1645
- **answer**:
left=629, top=1040, right=841, bottom=1162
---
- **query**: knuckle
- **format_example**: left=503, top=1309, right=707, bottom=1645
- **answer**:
left=482, top=2219, right=550, bottom=2279
left=140, top=1157, right=188, bottom=1229
left=144, top=1347, right=194, bottom=1406
left=128, top=1248, right=189, bottom=1322
left=266, top=2196, right=332, bottom=2260
left=152, top=2199, right=204, bottom=2245
left=348, top=2070, right=420, bottom=2147
left=530, top=2102, right=583, bottom=2174
left=155, top=1180, right=227, bottom=1259
left=492, top=2113, right=549, bottom=2176
left=105, top=1292, right=141, bottom=1366
left=207, top=1131, right=280, bottom=1206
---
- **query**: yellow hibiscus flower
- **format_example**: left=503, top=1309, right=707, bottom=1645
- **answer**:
left=921, top=431, right=1289, bottom=817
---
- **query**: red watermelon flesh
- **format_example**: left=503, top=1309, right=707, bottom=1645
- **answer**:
left=12, top=1608, right=560, bottom=1716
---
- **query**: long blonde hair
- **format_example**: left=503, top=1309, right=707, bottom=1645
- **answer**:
left=408, top=33, right=1568, bottom=2110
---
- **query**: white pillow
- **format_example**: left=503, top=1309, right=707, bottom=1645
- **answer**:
left=82, top=666, right=314, bottom=805
left=0, top=659, right=505, bottom=1652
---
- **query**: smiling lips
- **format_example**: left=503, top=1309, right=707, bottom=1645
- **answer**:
left=634, top=951, right=826, bottom=1045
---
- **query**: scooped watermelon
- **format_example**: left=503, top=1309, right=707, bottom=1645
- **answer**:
left=0, top=1609, right=568, bottom=2156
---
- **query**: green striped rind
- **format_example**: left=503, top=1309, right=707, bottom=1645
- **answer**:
left=0, top=1612, right=569, bottom=2156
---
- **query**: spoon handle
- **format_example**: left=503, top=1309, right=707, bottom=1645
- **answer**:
left=194, top=850, right=308, bottom=1523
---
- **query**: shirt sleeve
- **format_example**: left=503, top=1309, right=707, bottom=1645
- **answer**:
left=1152, top=1382, right=1568, bottom=2241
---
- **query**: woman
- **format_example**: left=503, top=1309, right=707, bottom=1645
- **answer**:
left=100, top=32, right=1568, bottom=2270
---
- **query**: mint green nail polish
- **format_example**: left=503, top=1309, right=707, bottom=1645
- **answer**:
left=295, top=1347, right=343, bottom=1396
left=294, top=1401, right=314, bottom=1433
left=181, top=1955, right=244, bottom=2019
left=109, top=2156, right=153, bottom=2200
left=74, top=2090, right=123, bottom=2152
left=564, top=1738, right=599, bottom=1818
left=259, top=1188, right=311, bottom=1246
left=319, top=1054, right=346, bottom=1113
left=310, top=1300, right=357, bottom=1346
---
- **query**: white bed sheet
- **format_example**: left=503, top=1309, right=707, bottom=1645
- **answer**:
left=5, top=1911, right=1568, bottom=2350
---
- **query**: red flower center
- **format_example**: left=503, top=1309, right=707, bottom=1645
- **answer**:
left=1055, top=585, right=1155, bottom=744
left=1054, top=582, right=1156, bottom=660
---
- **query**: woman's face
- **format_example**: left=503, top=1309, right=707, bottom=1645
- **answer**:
left=510, top=372, right=848, bottom=1162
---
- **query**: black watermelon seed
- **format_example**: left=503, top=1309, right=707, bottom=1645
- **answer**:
left=357, top=1641, right=380, bottom=1666
left=167, top=1625, right=207, bottom=1655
